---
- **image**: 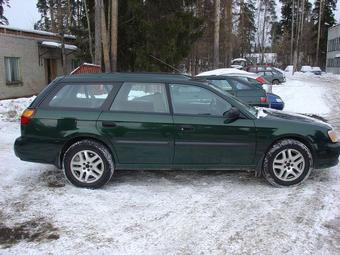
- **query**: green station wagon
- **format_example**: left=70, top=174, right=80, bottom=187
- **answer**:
left=14, top=73, right=340, bottom=188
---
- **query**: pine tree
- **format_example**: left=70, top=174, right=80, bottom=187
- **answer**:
left=237, top=0, right=256, bottom=57
left=0, top=0, right=9, bottom=25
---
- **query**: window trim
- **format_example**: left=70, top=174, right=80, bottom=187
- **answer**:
left=109, top=82, right=171, bottom=115
left=40, top=82, right=120, bottom=111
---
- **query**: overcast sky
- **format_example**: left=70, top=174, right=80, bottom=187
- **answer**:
left=4, top=0, right=340, bottom=30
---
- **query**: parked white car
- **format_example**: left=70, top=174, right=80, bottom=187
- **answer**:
left=196, top=68, right=249, bottom=76
left=301, top=66, right=313, bottom=73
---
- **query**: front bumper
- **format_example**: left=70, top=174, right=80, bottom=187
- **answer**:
left=314, top=142, right=340, bottom=169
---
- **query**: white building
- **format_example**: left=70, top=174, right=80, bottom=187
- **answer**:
left=0, top=26, right=78, bottom=99
left=326, top=24, right=340, bottom=74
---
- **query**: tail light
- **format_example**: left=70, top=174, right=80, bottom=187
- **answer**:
left=21, top=108, right=35, bottom=125
left=260, top=97, right=268, bottom=103
left=256, top=76, right=267, bottom=84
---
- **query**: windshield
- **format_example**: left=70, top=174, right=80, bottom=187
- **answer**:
left=208, top=83, right=258, bottom=117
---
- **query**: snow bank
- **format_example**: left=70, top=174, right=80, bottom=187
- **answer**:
left=0, top=96, right=36, bottom=122
left=273, top=77, right=330, bottom=115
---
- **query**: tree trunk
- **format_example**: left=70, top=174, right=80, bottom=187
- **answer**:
left=224, top=0, right=232, bottom=67
left=261, top=0, right=267, bottom=65
left=213, top=0, right=221, bottom=68
left=84, top=0, right=94, bottom=63
left=111, top=0, right=118, bottom=71
left=48, top=0, right=57, bottom=32
left=94, top=0, right=102, bottom=66
left=316, top=0, right=323, bottom=66
left=100, top=0, right=111, bottom=72
left=290, top=0, right=295, bottom=66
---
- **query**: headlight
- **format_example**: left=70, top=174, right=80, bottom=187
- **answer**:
left=276, top=98, right=283, bottom=102
left=328, top=130, right=338, bottom=143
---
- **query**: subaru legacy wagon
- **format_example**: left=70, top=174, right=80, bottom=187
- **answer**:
left=14, top=73, right=340, bottom=188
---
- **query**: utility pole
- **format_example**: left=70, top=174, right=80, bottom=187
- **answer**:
left=316, top=0, right=323, bottom=66
left=213, top=0, right=221, bottom=68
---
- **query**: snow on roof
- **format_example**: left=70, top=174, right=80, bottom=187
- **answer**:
left=0, top=25, right=76, bottom=39
left=196, top=68, right=250, bottom=77
left=41, top=41, right=78, bottom=51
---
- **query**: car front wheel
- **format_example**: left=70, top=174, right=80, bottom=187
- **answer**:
left=272, top=79, right=280, bottom=85
left=262, top=139, right=313, bottom=187
left=63, top=140, right=114, bottom=188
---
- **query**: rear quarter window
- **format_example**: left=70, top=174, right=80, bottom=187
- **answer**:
left=47, top=84, right=113, bottom=109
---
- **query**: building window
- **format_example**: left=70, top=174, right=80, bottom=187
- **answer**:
left=72, top=59, right=81, bottom=70
left=4, top=57, right=21, bottom=85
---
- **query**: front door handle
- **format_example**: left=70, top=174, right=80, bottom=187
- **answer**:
left=178, top=125, right=194, bottom=131
left=102, top=121, right=117, bottom=128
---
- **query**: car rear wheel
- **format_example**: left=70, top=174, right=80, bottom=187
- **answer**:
left=262, top=139, right=313, bottom=187
left=272, top=79, right=280, bottom=85
left=63, top=140, right=114, bottom=188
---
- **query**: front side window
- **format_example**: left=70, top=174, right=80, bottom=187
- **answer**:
left=49, top=84, right=113, bottom=108
left=111, top=82, right=169, bottom=113
left=208, top=79, right=233, bottom=91
left=170, top=84, right=231, bottom=116
left=4, top=57, right=21, bottom=84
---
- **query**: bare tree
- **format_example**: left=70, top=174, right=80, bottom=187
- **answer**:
left=94, top=0, right=102, bottom=66
left=290, top=0, right=295, bottom=66
left=111, top=0, right=118, bottom=71
left=316, top=0, right=323, bottom=66
left=213, top=0, right=221, bottom=68
left=224, top=0, right=233, bottom=66
left=100, top=0, right=111, bottom=72
left=83, top=0, right=94, bottom=63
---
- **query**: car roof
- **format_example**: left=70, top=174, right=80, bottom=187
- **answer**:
left=59, top=72, right=198, bottom=83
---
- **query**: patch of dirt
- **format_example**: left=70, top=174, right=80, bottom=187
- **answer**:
left=40, top=169, right=66, bottom=188
left=0, top=218, right=59, bottom=248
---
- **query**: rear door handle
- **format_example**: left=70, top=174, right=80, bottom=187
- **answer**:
left=178, top=125, right=194, bottom=131
left=102, top=121, right=117, bottom=128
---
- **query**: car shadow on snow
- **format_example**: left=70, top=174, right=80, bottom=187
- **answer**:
left=109, top=170, right=268, bottom=187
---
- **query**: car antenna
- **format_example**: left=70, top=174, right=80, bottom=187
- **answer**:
left=149, top=54, right=191, bottom=77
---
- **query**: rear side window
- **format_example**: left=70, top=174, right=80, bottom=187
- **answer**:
left=229, top=79, right=251, bottom=90
left=110, top=82, right=169, bottom=113
left=48, top=84, right=113, bottom=109
left=208, top=79, right=233, bottom=91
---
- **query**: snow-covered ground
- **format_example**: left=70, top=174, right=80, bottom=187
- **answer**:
left=0, top=75, right=339, bottom=254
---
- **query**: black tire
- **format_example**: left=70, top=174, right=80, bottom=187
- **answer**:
left=262, top=139, right=313, bottom=187
left=63, top=140, right=114, bottom=188
left=272, top=79, right=280, bottom=85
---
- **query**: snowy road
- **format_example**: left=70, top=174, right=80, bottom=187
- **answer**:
left=0, top=75, right=339, bottom=254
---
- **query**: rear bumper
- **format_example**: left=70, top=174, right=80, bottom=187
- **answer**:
left=314, top=142, right=340, bottom=169
left=14, top=136, right=62, bottom=167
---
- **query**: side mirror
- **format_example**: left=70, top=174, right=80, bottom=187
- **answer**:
left=223, top=107, right=240, bottom=122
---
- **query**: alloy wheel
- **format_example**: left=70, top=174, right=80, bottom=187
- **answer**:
left=70, top=150, right=104, bottom=183
left=272, top=148, right=305, bottom=181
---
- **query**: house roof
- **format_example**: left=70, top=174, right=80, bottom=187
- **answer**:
left=0, top=25, right=76, bottom=45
